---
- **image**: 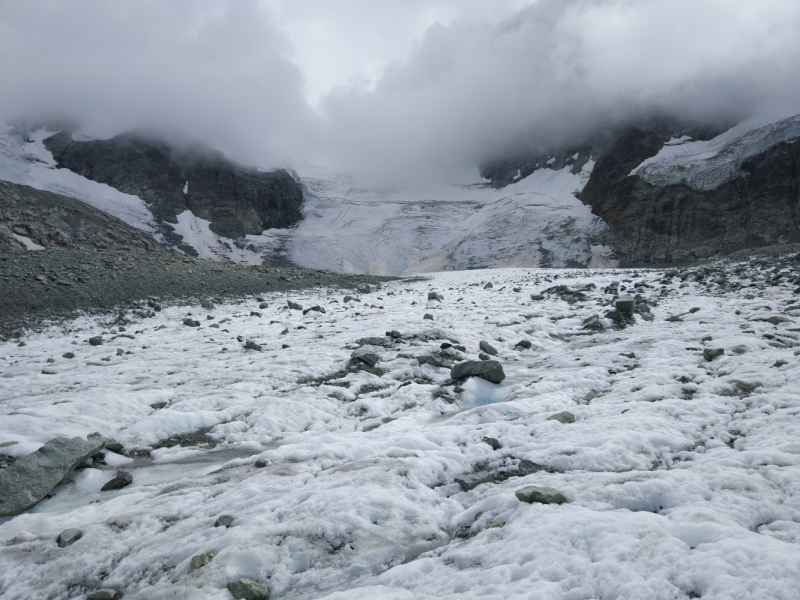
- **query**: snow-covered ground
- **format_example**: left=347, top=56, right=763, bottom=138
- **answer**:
left=2, top=263, right=800, bottom=599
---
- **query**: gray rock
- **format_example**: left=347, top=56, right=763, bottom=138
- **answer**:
left=455, top=471, right=494, bottom=491
left=486, top=520, right=505, bottom=529
left=667, top=315, right=684, bottom=322
left=351, top=348, right=380, bottom=367
left=190, top=549, right=218, bottom=571
left=101, top=470, right=132, bottom=491
left=88, top=336, right=103, bottom=346
left=484, top=282, right=493, bottom=289
left=479, top=340, right=498, bottom=356
left=215, top=515, right=234, bottom=528
left=183, top=318, right=200, bottom=327
left=515, top=485, right=570, bottom=504
left=478, top=353, right=491, bottom=361
left=258, top=302, right=269, bottom=309
left=303, top=305, right=326, bottom=315
left=428, top=291, right=444, bottom=301
left=343, top=295, right=358, bottom=303
left=605, top=310, right=625, bottom=323
left=87, top=589, right=120, bottom=600
left=254, top=458, right=269, bottom=468
left=530, top=294, right=545, bottom=301
left=615, top=295, right=635, bottom=315
left=150, top=401, right=168, bottom=410
left=250, top=311, right=262, bottom=318
left=244, top=340, right=262, bottom=351
left=0, top=436, right=106, bottom=517
left=56, top=527, right=82, bottom=547
left=703, top=348, right=725, bottom=361
left=62, top=352, right=75, bottom=359
left=517, top=459, right=546, bottom=475
left=451, top=360, right=505, bottom=383
left=287, top=300, right=303, bottom=310
left=548, top=411, right=576, bottom=424
left=356, top=337, right=386, bottom=347
left=228, top=578, right=271, bottom=600
left=515, top=340, right=532, bottom=349
left=423, top=313, right=434, bottom=320
left=386, top=330, right=403, bottom=339
left=417, top=354, right=446, bottom=368
left=482, top=437, right=501, bottom=450
left=87, top=433, right=123, bottom=452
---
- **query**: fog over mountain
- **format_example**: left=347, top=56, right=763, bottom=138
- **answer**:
left=2, top=0, right=800, bottom=185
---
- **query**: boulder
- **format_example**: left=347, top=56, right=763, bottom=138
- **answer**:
left=0, top=436, right=106, bottom=517
left=101, top=471, right=132, bottom=491
left=479, top=340, right=498, bottom=356
left=56, top=528, right=82, bottom=547
left=455, top=471, right=494, bottom=491
left=215, top=515, right=234, bottom=528
left=615, top=295, right=635, bottom=315
left=87, top=590, right=120, bottom=600
left=88, top=336, right=103, bottom=346
left=417, top=355, right=446, bottom=368
left=703, top=348, right=725, bottom=362
left=356, top=337, right=387, bottom=347
left=423, top=313, right=434, bottom=320
left=482, top=436, right=501, bottom=450
left=515, top=485, right=570, bottom=504
left=244, top=340, right=262, bottom=351
left=287, top=300, right=303, bottom=311
left=228, top=578, right=270, bottom=600
left=450, top=360, right=505, bottom=383
left=548, top=411, right=576, bottom=424
left=303, top=305, right=326, bottom=315
left=183, top=318, right=200, bottom=327
left=190, top=550, right=218, bottom=571
left=428, top=292, right=444, bottom=301
left=87, top=433, right=123, bottom=453
left=515, top=340, right=532, bottom=349
left=351, top=348, right=380, bottom=367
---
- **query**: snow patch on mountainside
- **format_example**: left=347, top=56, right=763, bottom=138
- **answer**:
left=0, top=123, right=158, bottom=233
left=631, top=112, right=800, bottom=191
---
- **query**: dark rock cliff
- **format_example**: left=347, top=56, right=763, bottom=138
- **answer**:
left=0, top=180, right=160, bottom=252
left=579, top=127, right=800, bottom=265
left=43, top=132, right=304, bottom=241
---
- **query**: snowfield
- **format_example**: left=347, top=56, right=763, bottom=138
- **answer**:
left=2, top=263, right=800, bottom=599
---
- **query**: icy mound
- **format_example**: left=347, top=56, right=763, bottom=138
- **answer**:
left=631, top=113, right=800, bottom=191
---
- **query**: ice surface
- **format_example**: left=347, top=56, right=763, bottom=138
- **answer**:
left=631, top=112, right=800, bottom=191
left=1, top=264, right=799, bottom=598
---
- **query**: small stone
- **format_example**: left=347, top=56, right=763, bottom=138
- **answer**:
left=56, top=528, right=82, bottom=547
left=87, top=589, right=120, bottom=600
left=250, top=311, right=262, bottom=318
left=423, top=313, right=434, bottom=320
left=89, top=336, right=103, bottom=346
left=150, top=401, right=168, bottom=410
left=515, top=340, right=532, bottom=349
left=479, top=340, right=498, bottom=356
left=101, top=470, right=132, bottom=491
left=689, top=307, right=701, bottom=313
left=352, top=347, right=380, bottom=367
left=183, top=318, right=200, bottom=327
left=484, top=282, right=493, bottom=289
left=486, top=521, right=505, bottom=529
left=17, top=341, right=26, bottom=347
left=515, top=485, right=570, bottom=504
left=387, top=330, right=402, bottom=339
left=287, top=300, right=303, bottom=311
left=482, top=436, right=501, bottom=450
left=605, top=310, right=625, bottom=323
left=215, top=515, right=234, bottom=528
left=62, top=352, right=75, bottom=359
left=245, top=340, right=262, bottom=351
left=41, top=367, right=57, bottom=375
left=455, top=470, right=494, bottom=491
left=116, top=348, right=124, bottom=356
left=667, top=315, right=683, bottom=322
left=254, top=458, right=269, bottom=468
left=548, top=411, right=576, bottom=424
left=451, top=360, right=505, bottom=384
left=417, top=355, right=445, bottom=368
left=517, top=459, right=545, bottom=475
left=703, top=348, right=724, bottom=362
left=773, top=360, right=788, bottom=368
left=428, top=291, right=444, bottom=301
left=615, top=295, right=635, bottom=315
left=190, top=549, right=218, bottom=571
left=343, top=295, right=357, bottom=303
left=259, top=302, right=269, bottom=309
left=228, top=578, right=270, bottom=600
left=302, top=305, right=326, bottom=315
left=530, top=294, right=544, bottom=301
left=87, top=433, right=123, bottom=453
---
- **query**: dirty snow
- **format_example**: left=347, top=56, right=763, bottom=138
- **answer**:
left=2, top=262, right=800, bottom=599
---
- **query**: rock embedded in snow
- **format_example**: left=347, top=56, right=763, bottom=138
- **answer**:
left=101, top=470, right=132, bottom=491
left=423, top=314, right=434, bottom=320
left=287, top=300, right=303, bottom=311
left=517, top=459, right=547, bottom=475
left=486, top=521, right=505, bottom=529
left=62, top=352, right=74, bottom=359
left=215, top=515, right=234, bottom=528
left=428, top=292, right=444, bottom=301
left=56, top=528, right=82, bottom=547
left=482, top=436, right=502, bottom=450
left=351, top=348, right=380, bottom=367
left=548, top=411, right=576, bottom=424
left=258, top=302, right=268, bottom=309
left=227, top=578, right=270, bottom=600
left=149, top=401, right=168, bottom=410
left=245, top=340, right=262, bottom=351
left=87, top=433, right=123, bottom=453
left=479, top=340, right=498, bottom=356
left=88, top=336, right=103, bottom=346
left=418, top=355, right=447, bottom=368
left=451, top=360, right=505, bottom=383
left=182, top=318, right=200, bottom=327
left=515, top=340, right=532, bottom=349
left=86, top=589, right=120, bottom=600
left=484, top=282, right=493, bottom=289
left=303, top=305, right=326, bottom=315
left=703, top=348, right=725, bottom=362
left=515, top=486, right=570, bottom=505
left=615, top=295, right=635, bottom=315
left=455, top=471, right=494, bottom=491
left=190, top=549, right=218, bottom=571
left=0, top=436, right=106, bottom=517
left=530, top=294, right=544, bottom=301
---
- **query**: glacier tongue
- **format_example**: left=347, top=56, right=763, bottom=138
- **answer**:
left=631, top=113, right=800, bottom=191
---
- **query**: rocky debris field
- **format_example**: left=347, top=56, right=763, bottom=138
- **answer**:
left=0, top=249, right=390, bottom=339
left=2, top=251, right=800, bottom=598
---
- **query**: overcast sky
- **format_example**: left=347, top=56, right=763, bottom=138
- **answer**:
left=2, top=0, right=800, bottom=185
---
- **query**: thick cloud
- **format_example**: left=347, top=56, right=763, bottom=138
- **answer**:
left=2, top=0, right=800, bottom=185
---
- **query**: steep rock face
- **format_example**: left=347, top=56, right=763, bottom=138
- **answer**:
left=580, top=121, right=800, bottom=265
left=43, top=132, right=304, bottom=240
left=0, top=180, right=160, bottom=251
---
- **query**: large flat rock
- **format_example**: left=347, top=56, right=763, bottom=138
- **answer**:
left=0, top=436, right=106, bottom=517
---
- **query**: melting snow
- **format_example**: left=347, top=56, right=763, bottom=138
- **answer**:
left=1, top=265, right=799, bottom=598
